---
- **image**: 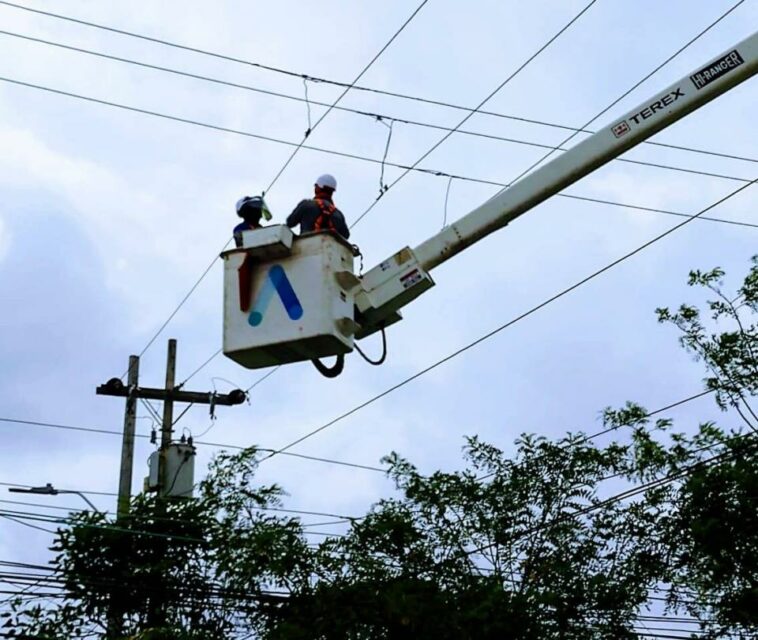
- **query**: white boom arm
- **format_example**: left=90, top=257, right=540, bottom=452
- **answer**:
left=354, top=31, right=757, bottom=338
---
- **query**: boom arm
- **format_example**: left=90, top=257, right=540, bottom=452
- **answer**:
left=354, top=30, right=757, bottom=338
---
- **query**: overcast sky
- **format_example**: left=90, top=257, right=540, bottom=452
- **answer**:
left=0, top=0, right=756, bottom=573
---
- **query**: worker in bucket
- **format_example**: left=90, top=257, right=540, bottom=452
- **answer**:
left=286, top=174, right=350, bottom=240
left=233, top=195, right=272, bottom=247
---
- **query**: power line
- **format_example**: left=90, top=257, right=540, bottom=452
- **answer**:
left=464, top=434, right=757, bottom=559
left=0, top=500, right=356, bottom=545
left=0, top=506, right=356, bottom=544
left=569, top=389, right=716, bottom=449
left=0, top=389, right=724, bottom=480
left=262, top=0, right=430, bottom=194
left=351, top=0, right=602, bottom=227
left=0, top=415, right=386, bottom=473
left=178, top=348, right=223, bottom=388
left=0, top=387, right=723, bottom=520
left=501, top=0, right=746, bottom=192
left=1, top=1, right=753, bottom=166
left=0, top=499, right=360, bottom=539
left=0, top=387, right=724, bottom=498
left=351, top=0, right=747, bottom=227
left=0, top=560, right=292, bottom=604
left=6, top=74, right=747, bottom=213
left=263, top=178, right=755, bottom=458
left=3, top=29, right=753, bottom=181
left=0, top=480, right=362, bottom=522
left=133, top=241, right=229, bottom=365
left=558, top=192, right=758, bottom=229
left=0, top=513, right=56, bottom=533
left=473, top=389, right=717, bottom=482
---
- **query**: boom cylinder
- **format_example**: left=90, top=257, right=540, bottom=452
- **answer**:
left=413, top=31, right=758, bottom=272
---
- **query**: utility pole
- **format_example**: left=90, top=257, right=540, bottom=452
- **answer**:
left=117, top=355, right=139, bottom=519
left=98, top=339, right=247, bottom=632
left=159, top=339, right=177, bottom=498
left=97, top=339, right=247, bottom=499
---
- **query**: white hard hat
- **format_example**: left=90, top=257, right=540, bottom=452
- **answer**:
left=315, top=173, right=337, bottom=190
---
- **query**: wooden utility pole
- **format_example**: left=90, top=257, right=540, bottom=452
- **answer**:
left=97, top=339, right=246, bottom=498
left=117, top=355, right=139, bottom=519
left=97, top=339, right=247, bottom=634
left=159, top=339, right=177, bottom=498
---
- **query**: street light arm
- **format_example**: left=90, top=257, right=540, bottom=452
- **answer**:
left=59, top=490, right=99, bottom=513
left=7, top=484, right=100, bottom=512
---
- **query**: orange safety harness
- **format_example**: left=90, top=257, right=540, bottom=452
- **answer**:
left=313, top=198, right=337, bottom=232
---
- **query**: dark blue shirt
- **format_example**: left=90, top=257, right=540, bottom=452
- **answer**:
left=233, top=221, right=260, bottom=248
left=286, top=198, right=350, bottom=239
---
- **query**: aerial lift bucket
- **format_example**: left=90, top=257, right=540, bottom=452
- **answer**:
left=221, top=226, right=361, bottom=369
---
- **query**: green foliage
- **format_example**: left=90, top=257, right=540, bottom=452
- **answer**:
left=5, top=447, right=302, bottom=639
left=656, top=255, right=758, bottom=413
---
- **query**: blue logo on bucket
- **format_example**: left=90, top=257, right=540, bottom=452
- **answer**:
left=248, top=265, right=303, bottom=327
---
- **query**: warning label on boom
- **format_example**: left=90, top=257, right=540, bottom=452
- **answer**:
left=690, top=50, right=744, bottom=90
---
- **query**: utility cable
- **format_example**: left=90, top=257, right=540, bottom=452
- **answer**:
left=377, top=118, right=394, bottom=196
left=0, top=500, right=362, bottom=539
left=501, top=0, right=745, bottom=191
left=0, top=28, right=754, bottom=169
left=129, top=240, right=229, bottom=373
left=351, top=0, right=602, bottom=227
left=0, top=414, right=387, bottom=473
left=263, top=178, right=756, bottom=458
left=301, top=78, right=312, bottom=138
left=474, top=388, right=717, bottom=481
left=0, top=513, right=56, bottom=533
left=138, top=397, right=162, bottom=426
left=3, top=1, right=753, bottom=166
left=442, top=176, right=454, bottom=228
left=262, top=0, right=430, bottom=195
left=0, top=499, right=362, bottom=536
left=244, top=366, right=280, bottom=393
left=458, top=433, right=757, bottom=563
left=0, top=507, right=346, bottom=544
left=0, top=387, right=722, bottom=479
left=351, top=0, right=746, bottom=228
left=176, top=348, right=222, bottom=388
left=514, top=434, right=756, bottom=543
left=0, top=76, right=752, bottom=229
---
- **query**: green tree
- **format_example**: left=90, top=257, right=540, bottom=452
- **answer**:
left=3, top=449, right=302, bottom=639
left=656, top=256, right=758, bottom=638
left=267, top=258, right=758, bottom=639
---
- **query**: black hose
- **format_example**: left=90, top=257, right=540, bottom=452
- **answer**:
left=354, top=327, right=387, bottom=366
left=311, top=354, right=345, bottom=378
